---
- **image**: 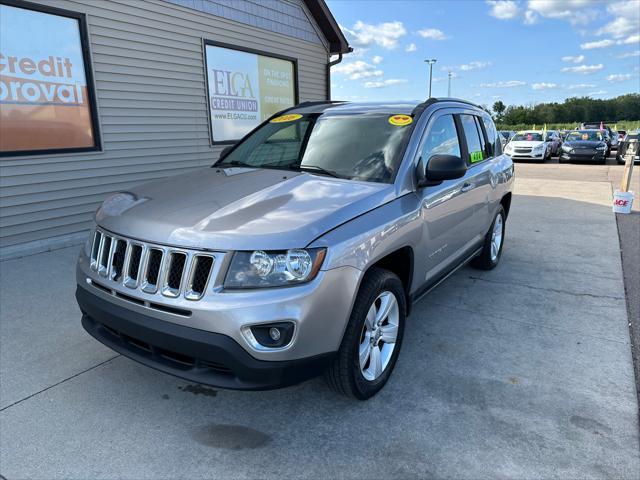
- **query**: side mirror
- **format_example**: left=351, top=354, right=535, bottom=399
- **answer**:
left=220, top=145, right=233, bottom=159
left=418, top=154, right=467, bottom=186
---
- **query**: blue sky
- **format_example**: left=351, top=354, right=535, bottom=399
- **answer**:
left=327, top=0, right=640, bottom=107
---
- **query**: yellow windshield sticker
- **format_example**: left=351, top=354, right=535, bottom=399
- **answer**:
left=470, top=151, right=484, bottom=163
left=389, top=114, right=413, bottom=126
left=270, top=113, right=302, bottom=123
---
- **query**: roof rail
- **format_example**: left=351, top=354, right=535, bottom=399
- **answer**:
left=295, top=100, right=348, bottom=108
left=411, top=97, right=483, bottom=118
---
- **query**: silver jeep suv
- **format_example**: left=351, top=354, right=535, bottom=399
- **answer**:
left=76, top=98, right=514, bottom=399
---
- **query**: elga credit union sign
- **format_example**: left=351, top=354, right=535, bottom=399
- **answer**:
left=205, top=44, right=296, bottom=142
left=0, top=3, right=97, bottom=154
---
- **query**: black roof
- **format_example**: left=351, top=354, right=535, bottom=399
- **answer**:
left=303, top=0, right=351, bottom=54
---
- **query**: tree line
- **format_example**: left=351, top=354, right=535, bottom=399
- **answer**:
left=491, top=94, right=640, bottom=129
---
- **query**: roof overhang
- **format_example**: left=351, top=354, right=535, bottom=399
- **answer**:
left=303, top=0, right=351, bottom=54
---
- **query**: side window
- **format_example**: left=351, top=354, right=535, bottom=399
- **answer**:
left=419, top=114, right=461, bottom=162
left=481, top=115, right=500, bottom=157
left=474, top=117, right=488, bottom=158
left=459, top=114, right=485, bottom=164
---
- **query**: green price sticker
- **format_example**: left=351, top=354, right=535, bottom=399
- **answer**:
left=470, top=151, right=484, bottom=163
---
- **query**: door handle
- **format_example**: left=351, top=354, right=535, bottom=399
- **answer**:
left=461, top=182, right=475, bottom=192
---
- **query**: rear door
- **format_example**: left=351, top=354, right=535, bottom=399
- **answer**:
left=457, top=113, right=494, bottom=238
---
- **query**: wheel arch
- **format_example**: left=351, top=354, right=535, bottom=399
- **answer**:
left=363, top=246, right=414, bottom=316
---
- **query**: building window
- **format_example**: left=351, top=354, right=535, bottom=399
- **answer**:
left=0, top=0, right=100, bottom=157
left=204, top=41, right=298, bottom=144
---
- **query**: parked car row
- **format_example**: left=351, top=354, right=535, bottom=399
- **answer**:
left=502, top=122, right=637, bottom=164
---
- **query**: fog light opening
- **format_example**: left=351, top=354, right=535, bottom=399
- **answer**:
left=244, top=322, right=295, bottom=349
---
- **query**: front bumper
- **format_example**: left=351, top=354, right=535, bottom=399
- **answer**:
left=77, top=246, right=360, bottom=362
left=77, top=287, right=335, bottom=389
left=507, top=152, right=546, bottom=161
left=560, top=151, right=606, bottom=162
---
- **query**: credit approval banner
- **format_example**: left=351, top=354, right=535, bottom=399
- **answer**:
left=206, top=44, right=296, bottom=142
left=0, top=4, right=96, bottom=153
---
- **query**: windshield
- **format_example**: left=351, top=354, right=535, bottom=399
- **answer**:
left=513, top=132, right=543, bottom=142
left=216, top=113, right=414, bottom=183
left=566, top=131, right=603, bottom=142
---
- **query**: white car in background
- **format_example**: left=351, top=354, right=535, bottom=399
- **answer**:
left=504, top=131, right=551, bottom=161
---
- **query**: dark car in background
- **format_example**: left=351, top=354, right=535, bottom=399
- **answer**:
left=545, top=130, right=563, bottom=157
left=582, top=122, right=616, bottom=154
left=559, top=130, right=608, bottom=164
left=616, top=131, right=639, bottom=165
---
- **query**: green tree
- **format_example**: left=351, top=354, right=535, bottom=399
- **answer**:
left=492, top=100, right=506, bottom=122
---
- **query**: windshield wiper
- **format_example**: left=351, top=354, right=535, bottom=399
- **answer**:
left=291, top=163, right=345, bottom=179
left=217, top=160, right=256, bottom=168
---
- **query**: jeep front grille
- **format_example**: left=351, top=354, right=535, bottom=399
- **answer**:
left=89, top=229, right=217, bottom=301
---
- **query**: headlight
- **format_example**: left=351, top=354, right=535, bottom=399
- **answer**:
left=504, top=144, right=513, bottom=153
left=224, top=248, right=326, bottom=289
left=595, top=145, right=606, bottom=151
left=533, top=144, right=544, bottom=151
left=562, top=145, right=572, bottom=152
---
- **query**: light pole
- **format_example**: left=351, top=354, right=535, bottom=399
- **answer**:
left=425, top=59, right=437, bottom=98
left=447, top=71, right=452, bottom=97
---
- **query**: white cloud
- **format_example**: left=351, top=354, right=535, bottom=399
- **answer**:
left=588, top=90, right=607, bottom=96
left=561, top=55, right=585, bottom=63
left=606, top=74, right=633, bottom=83
left=486, top=1, right=519, bottom=19
left=568, top=83, right=596, bottom=89
left=460, top=61, right=491, bottom=71
left=341, top=21, right=407, bottom=49
left=417, top=28, right=449, bottom=40
left=405, top=43, right=418, bottom=52
left=561, top=64, right=604, bottom=74
left=532, top=82, right=559, bottom=90
left=488, top=0, right=601, bottom=26
left=619, top=34, right=640, bottom=45
left=332, top=60, right=383, bottom=80
left=525, top=0, right=599, bottom=25
left=372, top=55, right=383, bottom=64
left=598, top=17, right=637, bottom=39
left=580, top=39, right=615, bottom=50
left=480, top=80, right=527, bottom=87
left=444, top=61, right=491, bottom=72
left=618, top=50, right=640, bottom=58
left=364, top=79, right=408, bottom=89
left=598, top=1, right=640, bottom=39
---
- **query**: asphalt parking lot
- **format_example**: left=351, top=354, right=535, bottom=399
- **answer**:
left=1, top=157, right=639, bottom=479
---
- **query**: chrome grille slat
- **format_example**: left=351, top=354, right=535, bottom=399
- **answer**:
left=90, top=231, right=102, bottom=270
left=88, top=228, right=217, bottom=302
left=185, top=255, right=215, bottom=301
left=162, top=251, right=188, bottom=298
left=98, top=235, right=113, bottom=277
left=110, top=239, right=127, bottom=282
left=125, top=244, right=144, bottom=288
left=142, top=248, right=164, bottom=294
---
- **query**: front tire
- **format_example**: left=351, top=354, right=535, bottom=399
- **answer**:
left=325, top=268, right=406, bottom=400
left=472, top=205, right=506, bottom=270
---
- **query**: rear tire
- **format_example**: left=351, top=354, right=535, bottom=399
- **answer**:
left=472, top=205, right=506, bottom=270
left=325, top=268, right=406, bottom=400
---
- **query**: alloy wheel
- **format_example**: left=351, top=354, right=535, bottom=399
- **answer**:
left=491, top=213, right=504, bottom=261
left=359, top=291, right=400, bottom=381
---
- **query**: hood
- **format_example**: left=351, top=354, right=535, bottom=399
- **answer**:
left=563, top=140, right=604, bottom=148
left=507, top=140, right=546, bottom=148
left=95, top=167, right=394, bottom=251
